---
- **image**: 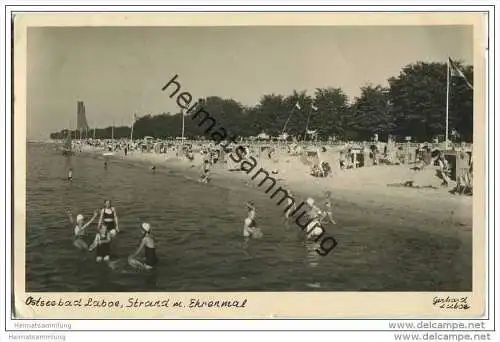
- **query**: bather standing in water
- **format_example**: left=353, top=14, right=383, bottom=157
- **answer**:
left=97, top=199, right=119, bottom=238
left=243, top=201, right=263, bottom=241
left=304, top=197, right=325, bottom=239
left=68, top=210, right=98, bottom=250
left=128, top=223, right=158, bottom=270
left=321, top=191, right=337, bottom=225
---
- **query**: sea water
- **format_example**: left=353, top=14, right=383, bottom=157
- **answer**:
left=25, top=143, right=472, bottom=292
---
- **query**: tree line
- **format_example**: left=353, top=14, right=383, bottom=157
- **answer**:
left=50, top=61, right=473, bottom=143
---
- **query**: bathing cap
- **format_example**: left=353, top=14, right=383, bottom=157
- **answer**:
left=76, top=214, right=84, bottom=222
left=306, top=198, right=314, bottom=206
left=141, top=222, right=151, bottom=232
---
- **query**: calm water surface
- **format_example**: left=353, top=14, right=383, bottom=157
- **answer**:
left=25, top=143, right=472, bottom=292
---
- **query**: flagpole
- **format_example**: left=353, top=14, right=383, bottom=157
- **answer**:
left=281, top=113, right=292, bottom=135
left=282, top=102, right=298, bottom=135
left=445, top=59, right=450, bottom=149
left=304, top=107, right=312, bottom=141
left=130, top=113, right=135, bottom=141
left=181, top=109, right=185, bottom=142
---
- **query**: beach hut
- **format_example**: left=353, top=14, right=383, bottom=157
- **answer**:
left=443, top=150, right=471, bottom=182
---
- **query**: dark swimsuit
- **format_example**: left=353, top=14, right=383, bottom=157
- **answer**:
left=96, top=234, right=111, bottom=257
left=144, top=246, right=158, bottom=267
left=102, top=208, right=115, bottom=231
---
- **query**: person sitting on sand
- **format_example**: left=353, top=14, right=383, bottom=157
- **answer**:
left=339, top=152, right=347, bottom=170
left=68, top=210, right=98, bottom=250
left=310, top=164, right=323, bottom=177
left=128, top=223, right=158, bottom=270
left=89, top=224, right=112, bottom=263
left=450, top=152, right=472, bottom=195
left=243, top=201, right=263, bottom=240
left=435, top=153, right=451, bottom=187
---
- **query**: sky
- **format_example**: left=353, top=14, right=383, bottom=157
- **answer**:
left=26, top=25, right=473, bottom=139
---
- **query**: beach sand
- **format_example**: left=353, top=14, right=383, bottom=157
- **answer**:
left=82, top=145, right=472, bottom=234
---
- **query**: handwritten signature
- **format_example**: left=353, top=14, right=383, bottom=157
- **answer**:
left=433, top=296, right=471, bottom=310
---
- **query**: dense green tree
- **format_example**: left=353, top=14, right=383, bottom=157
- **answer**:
left=388, top=61, right=473, bottom=142
left=349, top=85, right=393, bottom=141
left=49, top=61, right=473, bottom=143
left=311, top=87, right=350, bottom=139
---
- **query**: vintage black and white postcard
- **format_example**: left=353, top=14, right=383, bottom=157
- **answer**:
left=11, top=11, right=488, bottom=319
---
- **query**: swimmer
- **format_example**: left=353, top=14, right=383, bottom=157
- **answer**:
left=128, top=223, right=158, bottom=270
left=243, top=201, right=263, bottom=240
left=321, top=200, right=337, bottom=225
left=97, top=199, right=119, bottom=238
left=104, top=160, right=108, bottom=170
left=284, top=190, right=296, bottom=220
left=304, top=198, right=325, bottom=239
left=67, top=168, right=73, bottom=182
left=88, top=224, right=112, bottom=262
left=68, top=210, right=98, bottom=250
left=305, top=197, right=322, bottom=218
left=151, top=165, right=156, bottom=174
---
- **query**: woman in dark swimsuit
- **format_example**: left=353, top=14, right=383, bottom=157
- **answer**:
left=88, top=224, right=112, bottom=262
left=97, top=199, right=119, bottom=238
left=128, top=223, right=158, bottom=270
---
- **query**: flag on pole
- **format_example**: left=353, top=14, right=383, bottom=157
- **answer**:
left=295, top=101, right=301, bottom=110
left=448, top=57, right=473, bottom=89
left=311, top=104, right=318, bottom=111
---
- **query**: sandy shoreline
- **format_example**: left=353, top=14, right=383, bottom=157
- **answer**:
left=80, top=145, right=472, bottom=230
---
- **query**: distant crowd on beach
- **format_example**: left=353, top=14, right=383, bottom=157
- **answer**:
left=66, top=136, right=473, bottom=196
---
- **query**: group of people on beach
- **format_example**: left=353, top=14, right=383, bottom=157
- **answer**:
left=68, top=199, right=158, bottom=270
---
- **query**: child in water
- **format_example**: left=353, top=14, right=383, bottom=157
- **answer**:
left=88, top=224, right=112, bottom=262
left=321, top=191, right=337, bottom=225
left=68, top=210, right=98, bottom=250
left=68, top=168, right=73, bottom=182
